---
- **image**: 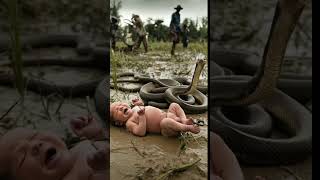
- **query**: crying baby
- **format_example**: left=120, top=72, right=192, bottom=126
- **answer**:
left=0, top=116, right=109, bottom=180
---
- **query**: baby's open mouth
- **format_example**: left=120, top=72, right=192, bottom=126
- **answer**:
left=45, top=147, right=58, bottom=169
left=124, top=108, right=128, bottom=115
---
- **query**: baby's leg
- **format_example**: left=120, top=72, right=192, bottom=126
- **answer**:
left=160, top=118, right=200, bottom=137
left=167, top=103, right=193, bottom=125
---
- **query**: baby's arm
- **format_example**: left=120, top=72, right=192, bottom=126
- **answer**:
left=126, top=109, right=147, bottom=136
left=132, top=98, right=144, bottom=106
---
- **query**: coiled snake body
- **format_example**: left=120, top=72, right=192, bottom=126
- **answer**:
left=210, top=0, right=312, bottom=165
left=110, top=60, right=208, bottom=114
left=0, top=34, right=108, bottom=97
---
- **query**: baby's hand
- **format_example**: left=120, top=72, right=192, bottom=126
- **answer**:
left=132, top=98, right=144, bottom=106
left=137, top=107, right=145, bottom=116
left=70, top=116, right=103, bottom=140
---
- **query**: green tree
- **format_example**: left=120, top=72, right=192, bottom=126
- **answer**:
left=199, top=17, right=208, bottom=40
left=144, top=19, right=169, bottom=42
left=183, top=18, right=199, bottom=41
left=110, top=0, right=121, bottom=19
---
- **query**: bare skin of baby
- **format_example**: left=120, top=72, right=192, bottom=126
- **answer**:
left=110, top=98, right=200, bottom=136
left=0, top=116, right=109, bottom=180
left=210, top=132, right=244, bottom=180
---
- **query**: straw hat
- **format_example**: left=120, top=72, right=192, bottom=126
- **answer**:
left=174, top=5, right=183, bottom=10
left=132, top=14, right=139, bottom=19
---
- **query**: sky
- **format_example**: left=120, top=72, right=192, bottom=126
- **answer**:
left=115, top=0, right=208, bottom=26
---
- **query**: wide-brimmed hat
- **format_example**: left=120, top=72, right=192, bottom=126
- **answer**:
left=132, top=14, right=139, bottom=18
left=174, top=5, right=183, bottom=10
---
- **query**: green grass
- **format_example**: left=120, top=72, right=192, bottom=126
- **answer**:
left=115, top=41, right=207, bottom=54
left=7, top=0, right=25, bottom=99
left=112, top=41, right=208, bottom=71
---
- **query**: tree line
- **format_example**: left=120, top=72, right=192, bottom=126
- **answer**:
left=111, top=0, right=207, bottom=43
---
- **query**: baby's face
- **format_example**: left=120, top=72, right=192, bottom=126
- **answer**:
left=111, top=102, right=133, bottom=125
left=0, top=128, right=74, bottom=180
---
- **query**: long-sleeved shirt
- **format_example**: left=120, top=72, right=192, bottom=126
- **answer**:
left=170, top=12, right=181, bottom=32
left=133, top=17, right=146, bottom=37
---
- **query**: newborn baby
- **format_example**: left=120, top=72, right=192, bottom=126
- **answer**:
left=0, top=116, right=108, bottom=180
left=110, top=98, right=200, bottom=136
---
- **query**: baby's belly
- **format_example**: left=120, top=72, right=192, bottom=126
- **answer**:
left=145, top=106, right=165, bottom=133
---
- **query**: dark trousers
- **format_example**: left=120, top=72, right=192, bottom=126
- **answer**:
left=171, top=31, right=181, bottom=55
left=134, top=36, right=148, bottom=52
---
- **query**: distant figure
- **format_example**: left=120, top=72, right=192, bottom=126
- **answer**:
left=182, top=21, right=190, bottom=48
left=131, top=14, right=148, bottom=53
left=111, top=16, right=119, bottom=50
left=124, top=30, right=135, bottom=52
left=154, top=19, right=164, bottom=41
left=170, top=5, right=183, bottom=55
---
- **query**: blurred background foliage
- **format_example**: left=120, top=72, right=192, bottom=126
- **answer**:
left=211, top=0, right=312, bottom=57
left=0, top=0, right=108, bottom=38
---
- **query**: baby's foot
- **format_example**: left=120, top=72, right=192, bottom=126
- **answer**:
left=186, top=125, right=200, bottom=134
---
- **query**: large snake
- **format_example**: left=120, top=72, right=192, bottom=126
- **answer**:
left=210, top=0, right=312, bottom=165
left=0, top=34, right=108, bottom=57
left=165, top=59, right=208, bottom=114
left=0, top=34, right=108, bottom=97
left=212, top=0, right=309, bottom=106
left=109, top=59, right=208, bottom=113
left=110, top=72, right=207, bottom=94
left=211, top=49, right=312, bottom=104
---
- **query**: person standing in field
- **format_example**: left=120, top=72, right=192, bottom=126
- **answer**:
left=182, top=20, right=190, bottom=48
left=131, top=14, right=148, bottom=53
left=111, top=16, right=119, bottom=50
left=170, top=5, right=183, bottom=55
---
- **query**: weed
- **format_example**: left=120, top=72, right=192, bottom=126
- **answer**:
left=7, top=0, right=25, bottom=99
